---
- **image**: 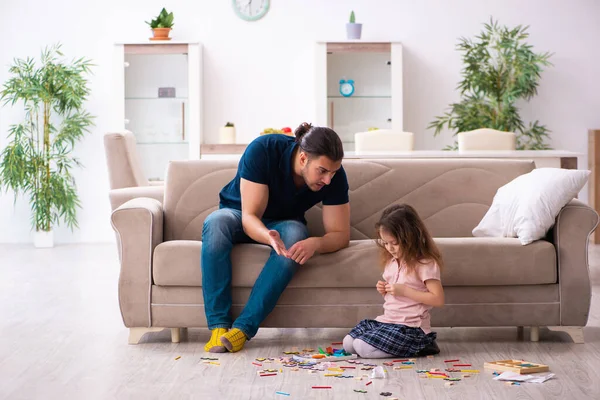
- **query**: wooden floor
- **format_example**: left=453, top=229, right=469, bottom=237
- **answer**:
left=1, top=244, right=600, bottom=399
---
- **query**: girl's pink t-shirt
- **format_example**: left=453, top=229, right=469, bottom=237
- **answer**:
left=375, top=258, right=441, bottom=334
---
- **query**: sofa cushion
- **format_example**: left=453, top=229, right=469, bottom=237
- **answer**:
left=153, top=237, right=556, bottom=288
left=473, top=168, right=591, bottom=245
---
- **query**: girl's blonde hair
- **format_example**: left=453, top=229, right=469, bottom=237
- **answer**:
left=375, top=204, right=444, bottom=273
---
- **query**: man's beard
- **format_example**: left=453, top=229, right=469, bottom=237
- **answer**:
left=301, top=165, right=319, bottom=191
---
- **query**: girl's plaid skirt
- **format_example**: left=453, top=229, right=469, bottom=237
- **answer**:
left=349, top=319, right=437, bottom=357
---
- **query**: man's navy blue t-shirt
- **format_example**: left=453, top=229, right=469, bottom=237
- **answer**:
left=219, top=134, right=349, bottom=221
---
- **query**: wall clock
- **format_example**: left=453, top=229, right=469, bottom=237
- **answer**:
left=233, top=0, right=270, bottom=21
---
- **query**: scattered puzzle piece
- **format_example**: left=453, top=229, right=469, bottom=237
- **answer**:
left=354, top=389, right=367, bottom=393
left=380, top=392, right=392, bottom=397
left=174, top=356, right=181, bottom=360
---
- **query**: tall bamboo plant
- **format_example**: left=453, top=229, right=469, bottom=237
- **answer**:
left=429, top=19, right=553, bottom=150
left=0, top=44, right=94, bottom=232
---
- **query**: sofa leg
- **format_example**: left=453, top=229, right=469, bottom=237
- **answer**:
left=548, top=326, right=585, bottom=344
left=530, top=326, right=540, bottom=342
left=517, top=326, right=524, bottom=339
left=171, top=328, right=181, bottom=343
left=128, top=327, right=165, bottom=345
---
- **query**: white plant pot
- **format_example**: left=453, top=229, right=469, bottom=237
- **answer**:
left=346, top=23, right=362, bottom=39
left=219, top=127, right=236, bottom=144
left=34, top=230, right=54, bottom=248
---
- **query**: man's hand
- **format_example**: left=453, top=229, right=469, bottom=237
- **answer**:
left=268, top=230, right=289, bottom=257
left=376, top=280, right=387, bottom=296
left=288, top=238, right=318, bottom=265
left=385, top=283, right=406, bottom=297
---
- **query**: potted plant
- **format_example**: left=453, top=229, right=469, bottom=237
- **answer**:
left=346, top=10, right=362, bottom=40
left=429, top=18, right=553, bottom=150
left=219, top=122, right=236, bottom=144
left=0, top=44, right=95, bottom=247
left=146, top=8, right=175, bottom=40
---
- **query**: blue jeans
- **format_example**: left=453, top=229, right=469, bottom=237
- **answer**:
left=201, top=208, right=309, bottom=338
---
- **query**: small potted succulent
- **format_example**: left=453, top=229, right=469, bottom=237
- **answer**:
left=146, top=8, right=175, bottom=40
left=219, top=122, right=236, bottom=144
left=346, top=10, right=362, bottom=40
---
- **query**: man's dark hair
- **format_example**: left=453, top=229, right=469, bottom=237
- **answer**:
left=294, top=122, right=344, bottom=162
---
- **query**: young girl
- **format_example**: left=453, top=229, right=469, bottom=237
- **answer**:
left=343, top=204, right=444, bottom=358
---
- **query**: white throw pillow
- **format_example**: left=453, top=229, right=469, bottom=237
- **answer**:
left=472, top=168, right=591, bottom=245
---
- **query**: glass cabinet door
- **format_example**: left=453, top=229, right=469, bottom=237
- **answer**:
left=124, top=52, right=189, bottom=181
left=327, top=49, right=391, bottom=151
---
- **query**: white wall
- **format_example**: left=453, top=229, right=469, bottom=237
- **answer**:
left=1, top=0, right=599, bottom=243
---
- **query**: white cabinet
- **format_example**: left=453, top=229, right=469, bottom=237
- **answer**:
left=113, top=42, right=203, bottom=181
left=315, top=41, right=403, bottom=151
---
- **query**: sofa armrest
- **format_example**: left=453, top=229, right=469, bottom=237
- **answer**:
left=553, top=199, right=599, bottom=326
left=111, top=197, right=164, bottom=328
left=109, top=185, right=164, bottom=211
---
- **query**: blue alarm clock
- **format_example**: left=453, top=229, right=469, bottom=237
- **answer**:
left=339, top=79, right=355, bottom=97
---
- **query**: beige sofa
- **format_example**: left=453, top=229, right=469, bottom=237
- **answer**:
left=110, top=159, right=598, bottom=345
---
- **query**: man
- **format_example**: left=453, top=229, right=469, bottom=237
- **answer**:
left=201, top=122, right=351, bottom=352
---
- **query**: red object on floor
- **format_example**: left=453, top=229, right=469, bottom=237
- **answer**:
left=453, top=364, right=472, bottom=367
left=340, top=366, right=356, bottom=369
left=393, top=359, right=408, bottom=362
left=444, top=359, right=459, bottom=363
left=260, top=373, right=277, bottom=377
left=326, top=346, right=333, bottom=354
left=312, top=386, right=332, bottom=389
left=252, top=362, right=262, bottom=367
left=366, top=381, right=373, bottom=386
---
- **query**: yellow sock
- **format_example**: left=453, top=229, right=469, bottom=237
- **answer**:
left=220, top=328, right=247, bottom=353
left=204, top=328, right=228, bottom=353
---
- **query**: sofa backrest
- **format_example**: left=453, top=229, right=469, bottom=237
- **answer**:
left=163, top=158, right=535, bottom=241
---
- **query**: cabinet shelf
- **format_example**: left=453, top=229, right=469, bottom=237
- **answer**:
left=137, top=141, right=189, bottom=145
left=125, top=97, right=188, bottom=100
left=328, top=95, right=391, bottom=99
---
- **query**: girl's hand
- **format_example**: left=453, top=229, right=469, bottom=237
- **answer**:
left=385, top=283, right=406, bottom=297
left=376, top=280, right=387, bottom=296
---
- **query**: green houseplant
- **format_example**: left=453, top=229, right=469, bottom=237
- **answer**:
left=429, top=19, right=553, bottom=150
left=146, top=8, right=175, bottom=40
left=0, top=44, right=94, bottom=247
left=346, top=10, right=362, bottom=40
